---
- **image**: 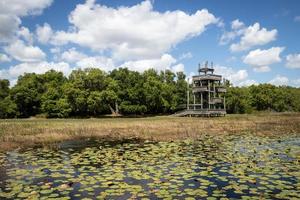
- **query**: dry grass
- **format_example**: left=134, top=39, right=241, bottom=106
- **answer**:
left=0, top=112, right=300, bottom=151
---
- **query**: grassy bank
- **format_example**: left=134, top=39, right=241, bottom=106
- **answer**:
left=1, top=112, right=300, bottom=151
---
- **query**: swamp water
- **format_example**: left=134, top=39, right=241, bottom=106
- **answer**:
left=0, top=134, right=299, bottom=200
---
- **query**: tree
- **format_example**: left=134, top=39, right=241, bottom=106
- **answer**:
left=11, top=73, right=44, bottom=117
left=41, top=87, right=71, bottom=118
left=1, top=68, right=300, bottom=118
left=143, top=70, right=164, bottom=113
left=0, top=79, right=10, bottom=99
left=0, top=79, right=17, bottom=118
left=174, top=72, right=187, bottom=111
left=87, top=91, right=106, bottom=115
left=0, top=97, right=17, bottom=118
left=100, top=78, right=120, bottom=115
left=110, top=68, right=145, bottom=115
left=226, top=87, right=252, bottom=114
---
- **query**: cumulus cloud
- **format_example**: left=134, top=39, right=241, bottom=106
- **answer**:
left=0, top=61, right=72, bottom=86
left=73, top=53, right=184, bottom=73
left=76, top=56, right=115, bottom=72
left=214, top=65, right=255, bottom=86
left=219, top=19, right=277, bottom=51
left=0, top=0, right=53, bottom=16
left=17, top=26, right=33, bottom=44
left=231, top=19, right=244, bottom=30
left=4, top=40, right=46, bottom=62
left=9, top=61, right=71, bottom=78
left=286, top=53, right=300, bottom=69
left=36, top=23, right=53, bottom=44
left=61, top=48, right=87, bottom=63
left=230, top=23, right=277, bottom=52
left=0, top=53, right=11, bottom=62
left=0, top=15, right=20, bottom=42
left=119, top=54, right=183, bottom=73
left=50, top=47, right=60, bottom=54
left=292, top=79, right=300, bottom=87
left=0, top=0, right=53, bottom=42
left=269, top=75, right=289, bottom=86
left=243, top=47, right=284, bottom=72
left=171, top=63, right=184, bottom=73
left=51, top=0, right=218, bottom=61
left=219, top=19, right=245, bottom=45
left=238, top=79, right=257, bottom=86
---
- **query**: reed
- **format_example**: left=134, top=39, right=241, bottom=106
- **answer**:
left=1, top=112, right=300, bottom=151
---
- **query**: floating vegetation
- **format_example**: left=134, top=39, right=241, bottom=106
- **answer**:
left=0, top=134, right=299, bottom=199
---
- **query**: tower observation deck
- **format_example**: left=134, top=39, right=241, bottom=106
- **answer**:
left=174, top=61, right=226, bottom=117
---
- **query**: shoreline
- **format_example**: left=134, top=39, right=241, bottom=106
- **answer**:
left=1, top=113, right=300, bottom=152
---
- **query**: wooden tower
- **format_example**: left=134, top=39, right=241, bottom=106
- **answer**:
left=175, top=61, right=227, bottom=117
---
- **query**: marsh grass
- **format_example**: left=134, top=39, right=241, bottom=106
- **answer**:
left=0, top=113, right=300, bottom=151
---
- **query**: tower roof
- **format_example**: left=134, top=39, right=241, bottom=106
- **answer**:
left=198, top=61, right=214, bottom=75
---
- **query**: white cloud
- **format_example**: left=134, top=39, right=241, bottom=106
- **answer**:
left=238, top=79, right=257, bottom=86
left=179, top=52, right=193, bottom=60
left=219, top=31, right=237, bottom=45
left=253, top=66, right=271, bottom=73
left=76, top=56, right=115, bottom=72
left=214, top=65, right=255, bottom=86
left=219, top=19, right=245, bottom=45
left=0, top=0, right=53, bottom=42
left=51, top=0, right=218, bottom=61
left=4, top=40, right=46, bottom=62
left=0, top=61, right=72, bottom=85
left=36, top=23, right=53, bottom=44
left=1, top=53, right=184, bottom=85
left=230, top=23, right=277, bottom=52
left=292, top=79, right=300, bottom=87
left=243, top=47, right=284, bottom=72
left=17, top=26, right=33, bottom=44
left=61, top=48, right=87, bottom=63
left=294, top=16, right=300, bottom=22
left=0, top=0, right=53, bottom=16
left=0, top=15, right=20, bottom=42
left=119, top=54, right=178, bottom=72
left=171, top=63, right=184, bottom=73
left=286, top=53, right=300, bottom=69
left=231, top=19, right=244, bottom=30
left=219, top=20, right=277, bottom=51
left=74, top=53, right=184, bottom=73
left=0, top=53, right=11, bottom=62
left=50, top=47, right=60, bottom=54
left=269, top=75, right=289, bottom=86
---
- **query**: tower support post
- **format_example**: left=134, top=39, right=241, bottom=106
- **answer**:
left=193, top=94, right=196, bottom=110
left=187, top=78, right=189, bottom=110
left=208, top=80, right=210, bottom=109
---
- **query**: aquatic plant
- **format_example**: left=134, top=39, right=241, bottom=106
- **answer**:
left=0, top=134, right=299, bottom=199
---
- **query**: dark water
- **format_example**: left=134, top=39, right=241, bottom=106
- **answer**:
left=0, top=134, right=299, bottom=199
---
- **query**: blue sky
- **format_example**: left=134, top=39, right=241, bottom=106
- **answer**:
left=0, top=0, right=300, bottom=86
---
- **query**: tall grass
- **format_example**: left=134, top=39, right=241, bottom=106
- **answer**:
left=0, top=113, right=300, bottom=151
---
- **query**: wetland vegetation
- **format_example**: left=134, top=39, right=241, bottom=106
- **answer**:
left=0, top=113, right=300, bottom=151
left=0, top=127, right=299, bottom=199
left=0, top=113, right=300, bottom=199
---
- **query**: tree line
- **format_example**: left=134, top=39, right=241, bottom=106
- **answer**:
left=0, top=68, right=299, bottom=118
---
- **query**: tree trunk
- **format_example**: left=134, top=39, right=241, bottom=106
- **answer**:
left=115, top=101, right=119, bottom=115
left=108, top=105, right=116, bottom=115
